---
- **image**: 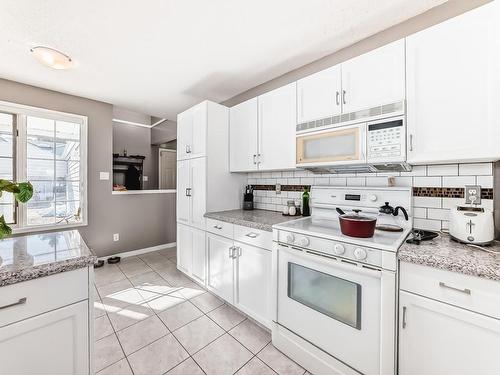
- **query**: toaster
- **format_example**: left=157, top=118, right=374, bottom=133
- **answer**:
left=449, top=205, right=495, bottom=245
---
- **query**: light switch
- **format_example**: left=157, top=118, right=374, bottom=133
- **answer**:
left=100, top=172, right=109, bottom=180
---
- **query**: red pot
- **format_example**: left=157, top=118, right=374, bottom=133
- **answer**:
left=336, top=208, right=377, bottom=238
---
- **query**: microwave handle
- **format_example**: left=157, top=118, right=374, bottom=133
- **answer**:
left=360, top=125, right=367, bottom=161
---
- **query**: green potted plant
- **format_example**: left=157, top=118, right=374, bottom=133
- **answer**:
left=0, top=180, right=33, bottom=239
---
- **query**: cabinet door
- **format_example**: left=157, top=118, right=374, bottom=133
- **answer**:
left=258, top=83, right=297, bottom=171
left=234, top=242, right=271, bottom=328
left=191, top=227, right=206, bottom=284
left=399, top=291, right=500, bottom=375
left=0, top=301, right=89, bottom=375
left=406, top=2, right=500, bottom=164
left=176, top=159, right=191, bottom=225
left=177, top=109, right=193, bottom=160
left=206, top=233, right=234, bottom=303
left=190, top=157, right=206, bottom=229
left=341, top=39, right=405, bottom=113
left=191, top=102, right=207, bottom=158
left=297, top=65, right=342, bottom=124
left=177, top=223, right=193, bottom=275
left=229, top=98, right=259, bottom=172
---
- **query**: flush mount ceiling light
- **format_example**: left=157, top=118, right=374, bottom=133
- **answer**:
left=30, top=46, right=74, bottom=70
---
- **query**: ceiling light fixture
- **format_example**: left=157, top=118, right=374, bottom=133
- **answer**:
left=30, top=46, right=74, bottom=70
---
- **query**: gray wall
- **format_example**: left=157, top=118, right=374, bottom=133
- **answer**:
left=113, top=122, right=158, bottom=189
left=151, top=120, right=177, bottom=145
left=223, top=0, right=491, bottom=107
left=0, top=78, right=176, bottom=257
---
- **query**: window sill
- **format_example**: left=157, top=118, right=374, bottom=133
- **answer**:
left=112, top=189, right=176, bottom=195
left=11, top=221, right=88, bottom=236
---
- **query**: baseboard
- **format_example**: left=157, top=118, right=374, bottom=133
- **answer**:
left=98, top=242, right=176, bottom=260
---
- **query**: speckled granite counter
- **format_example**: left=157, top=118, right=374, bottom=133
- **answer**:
left=398, top=233, right=500, bottom=281
left=204, top=209, right=300, bottom=232
left=0, top=230, right=96, bottom=287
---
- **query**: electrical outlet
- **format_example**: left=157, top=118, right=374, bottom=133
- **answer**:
left=276, top=183, right=281, bottom=195
left=113, top=233, right=119, bottom=242
left=465, top=185, right=481, bottom=205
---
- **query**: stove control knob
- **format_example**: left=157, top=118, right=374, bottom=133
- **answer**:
left=286, top=233, right=295, bottom=243
left=333, top=244, right=345, bottom=255
left=298, top=237, right=310, bottom=247
left=369, top=194, right=377, bottom=202
left=354, top=248, right=367, bottom=260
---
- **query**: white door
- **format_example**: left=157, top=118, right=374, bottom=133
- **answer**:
left=297, top=65, right=342, bottom=124
left=399, top=291, right=500, bottom=375
left=258, top=83, right=297, bottom=170
left=0, top=301, right=89, bottom=375
left=176, top=159, right=191, bottom=225
left=191, top=227, right=206, bottom=284
left=159, top=148, right=176, bottom=189
left=406, top=1, right=500, bottom=164
left=177, top=223, right=193, bottom=275
left=190, top=157, right=206, bottom=229
left=234, top=242, right=271, bottom=327
left=191, top=102, right=207, bottom=158
left=229, top=98, right=259, bottom=172
left=206, top=233, right=234, bottom=303
left=341, top=39, right=405, bottom=113
left=177, top=109, right=193, bottom=160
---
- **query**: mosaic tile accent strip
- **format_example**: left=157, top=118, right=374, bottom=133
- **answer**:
left=250, top=184, right=310, bottom=192
left=413, top=187, right=494, bottom=199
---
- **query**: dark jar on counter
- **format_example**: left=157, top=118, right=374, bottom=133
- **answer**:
left=302, top=187, right=311, bottom=216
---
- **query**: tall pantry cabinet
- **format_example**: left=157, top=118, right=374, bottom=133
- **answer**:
left=176, top=101, right=245, bottom=283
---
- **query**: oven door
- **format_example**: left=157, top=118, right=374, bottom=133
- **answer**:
left=296, top=123, right=366, bottom=167
left=277, top=244, right=381, bottom=375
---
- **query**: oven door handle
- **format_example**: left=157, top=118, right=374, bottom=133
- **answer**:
left=276, top=244, right=383, bottom=278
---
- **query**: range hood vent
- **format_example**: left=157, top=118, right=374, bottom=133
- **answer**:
left=304, top=163, right=412, bottom=174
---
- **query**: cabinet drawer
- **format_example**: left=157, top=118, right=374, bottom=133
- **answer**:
left=233, top=225, right=272, bottom=250
left=0, top=267, right=89, bottom=327
left=206, top=218, right=234, bottom=238
left=400, top=262, right=500, bottom=319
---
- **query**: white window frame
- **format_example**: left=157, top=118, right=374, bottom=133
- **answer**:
left=0, top=100, right=88, bottom=234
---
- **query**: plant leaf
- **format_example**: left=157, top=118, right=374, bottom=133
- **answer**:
left=14, top=182, right=33, bottom=203
left=0, top=215, right=12, bottom=240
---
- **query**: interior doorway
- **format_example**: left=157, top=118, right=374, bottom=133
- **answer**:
left=159, top=148, right=176, bottom=189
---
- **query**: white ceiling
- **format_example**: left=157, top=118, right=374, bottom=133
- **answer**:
left=0, top=0, right=446, bottom=120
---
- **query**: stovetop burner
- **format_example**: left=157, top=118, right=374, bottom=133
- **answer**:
left=406, top=229, right=439, bottom=245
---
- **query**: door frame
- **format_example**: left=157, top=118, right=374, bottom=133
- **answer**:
left=158, top=148, right=176, bottom=189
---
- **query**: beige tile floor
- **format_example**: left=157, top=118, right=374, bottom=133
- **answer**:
left=93, top=247, right=310, bottom=375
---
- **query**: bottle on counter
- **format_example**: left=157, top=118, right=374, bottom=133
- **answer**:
left=302, top=187, right=311, bottom=216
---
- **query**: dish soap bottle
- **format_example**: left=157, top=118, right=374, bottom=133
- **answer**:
left=302, top=187, right=311, bottom=216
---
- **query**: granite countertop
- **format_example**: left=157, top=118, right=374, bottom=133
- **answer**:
left=204, top=209, right=301, bottom=232
left=398, top=233, right=500, bottom=281
left=0, top=230, right=96, bottom=287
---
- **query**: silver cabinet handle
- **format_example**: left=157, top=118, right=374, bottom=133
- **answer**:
left=257, top=154, right=262, bottom=165
left=228, top=246, right=233, bottom=258
left=245, top=232, right=259, bottom=238
left=402, top=306, right=407, bottom=329
left=439, top=282, right=471, bottom=295
left=185, top=188, right=192, bottom=197
left=237, top=246, right=242, bottom=257
left=342, top=90, right=347, bottom=105
left=213, top=225, right=222, bottom=230
left=185, top=145, right=192, bottom=154
left=336, top=91, right=340, bottom=106
left=409, top=134, right=413, bottom=152
left=0, top=297, right=27, bottom=310
left=253, top=154, right=257, bottom=165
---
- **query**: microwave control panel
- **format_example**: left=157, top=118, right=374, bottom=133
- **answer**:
left=367, top=118, right=405, bottom=161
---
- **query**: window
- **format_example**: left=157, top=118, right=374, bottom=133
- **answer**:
left=0, top=101, right=87, bottom=233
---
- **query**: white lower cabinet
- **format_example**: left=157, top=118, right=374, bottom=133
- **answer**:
left=234, top=241, right=271, bottom=327
left=191, top=227, right=206, bottom=284
left=399, top=291, right=500, bottom=375
left=177, top=223, right=193, bottom=275
left=0, top=299, right=89, bottom=375
left=206, top=232, right=235, bottom=304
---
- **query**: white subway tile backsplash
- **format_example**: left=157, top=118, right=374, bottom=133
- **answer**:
left=477, top=175, right=494, bottom=188
left=442, top=176, right=475, bottom=188
left=365, top=177, right=389, bottom=187
left=427, top=208, right=450, bottom=221
left=413, top=176, right=441, bottom=187
left=329, top=177, right=347, bottom=186
left=271, top=172, right=282, bottom=178
left=394, top=176, right=412, bottom=187
left=441, top=198, right=464, bottom=209
left=400, top=165, right=426, bottom=176
left=301, top=177, right=314, bottom=185
left=413, top=207, right=427, bottom=219
left=314, top=177, right=330, bottom=186
left=287, top=178, right=300, bottom=185
left=294, top=170, right=309, bottom=178
left=413, top=218, right=442, bottom=231
left=413, top=196, right=441, bottom=208
left=427, top=164, right=458, bottom=176
left=346, top=177, right=366, bottom=187
left=282, top=171, right=294, bottom=177
left=459, top=163, right=493, bottom=176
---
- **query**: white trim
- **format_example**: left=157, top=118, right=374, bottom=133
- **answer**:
left=111, top=189, right=176, bottom=195
left=112, top=117, right=169, bottom=129
left=151, top=118, right=168, bottom=128
left=12, top=222, right=87, bottom=235
left=0, top=100, right=88, bottom=123
left=98, top=242, right=176, bottom=260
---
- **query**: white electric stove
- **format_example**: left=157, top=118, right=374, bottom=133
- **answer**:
left=271, top=186, right=412, bottom=375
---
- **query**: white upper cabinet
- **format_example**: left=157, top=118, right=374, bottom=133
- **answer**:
left=258, top=83, right=297, bottom=171
left=177, top=102, right=207, bottom=160
left=297, top=66, right=342, bottom=123
left=229, top=98, right=259, bottom=172
left=341, top=39, right=405, bottom=113
left=406, top=1, right=500, bottom=164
